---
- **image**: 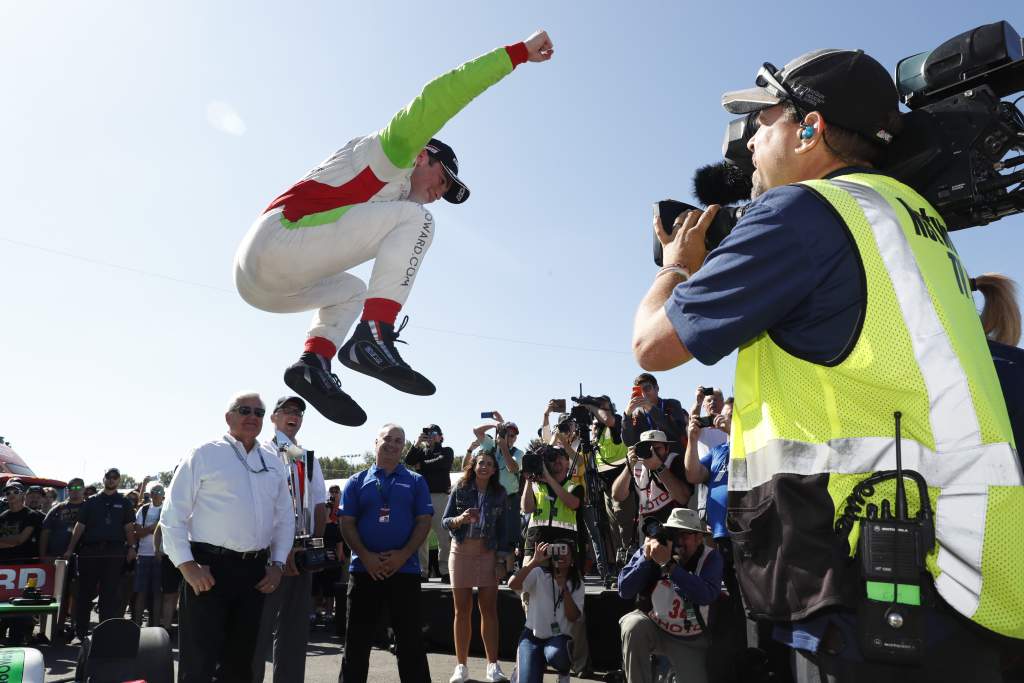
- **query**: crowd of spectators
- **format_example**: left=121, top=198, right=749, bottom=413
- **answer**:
left=0, top=373, right=741, bottom=683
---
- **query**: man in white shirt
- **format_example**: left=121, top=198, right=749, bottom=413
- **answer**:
left=160, top=391, right=293, bottom=683
left=252, top=395, right=329, bottom=683
left=133, top=483, right=165, bottom=626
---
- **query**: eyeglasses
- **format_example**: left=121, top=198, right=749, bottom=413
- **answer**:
left=755, top=62, right=807, bottom=117
left=276, top=407, right=304, bottom=417
left=68, top=486, right=84, bottom=491
left=234, top=406, right=266, bottom=418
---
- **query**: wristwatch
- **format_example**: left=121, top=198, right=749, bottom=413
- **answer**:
left=269, top=560, right=285, bottom=569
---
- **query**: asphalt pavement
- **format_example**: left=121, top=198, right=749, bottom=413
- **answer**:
left=38, top=622, right=607, bottom=682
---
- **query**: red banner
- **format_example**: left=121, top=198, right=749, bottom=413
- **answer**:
left=0, top=563, right=57, bottom=601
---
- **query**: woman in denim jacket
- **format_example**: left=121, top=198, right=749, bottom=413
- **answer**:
left=442, top=448, right=509, bottom=683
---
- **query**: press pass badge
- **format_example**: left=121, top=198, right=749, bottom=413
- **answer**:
left=378, top=506, right=391, bottom=524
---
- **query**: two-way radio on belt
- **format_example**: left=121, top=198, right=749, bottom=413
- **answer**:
left=835, top=412, right=935, bottom=665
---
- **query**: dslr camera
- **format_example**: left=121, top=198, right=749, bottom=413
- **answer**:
left=642, top=517, right=680, bottom=545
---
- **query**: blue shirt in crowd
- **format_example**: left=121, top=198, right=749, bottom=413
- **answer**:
left=699, top=443, right=730, bottom=540
left=340, top=463, right=433, bottom=575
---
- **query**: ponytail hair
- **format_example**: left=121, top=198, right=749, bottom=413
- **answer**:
left=975, top=273, right=1021, bottom=346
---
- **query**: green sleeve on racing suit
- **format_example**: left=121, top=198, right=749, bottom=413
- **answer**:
left=378, top=47, right=515, bottom=170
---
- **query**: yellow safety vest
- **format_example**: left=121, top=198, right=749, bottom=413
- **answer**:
left=727, top=173, right=1023, bottom=638
left=596, top=425, right=628, bottom=469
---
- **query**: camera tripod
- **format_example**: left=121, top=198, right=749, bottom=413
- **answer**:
left=568, top=416, right=616, bottom=588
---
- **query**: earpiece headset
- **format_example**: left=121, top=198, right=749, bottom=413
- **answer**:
left=800, top=124, right=816, bottom=140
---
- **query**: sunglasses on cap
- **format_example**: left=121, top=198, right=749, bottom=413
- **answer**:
left=755, top=62, right=808, bottom=117
left=234, top=406, right=266, bottom=417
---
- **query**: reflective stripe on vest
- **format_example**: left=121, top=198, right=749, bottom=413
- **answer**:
left=728, top=173, right=1023, bottom=637
left=529, top=483, right=577, bottom=531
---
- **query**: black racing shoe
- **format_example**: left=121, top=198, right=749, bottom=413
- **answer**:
left=283, top=354, right=367, bottom=426
left=337, top=316, right=436, bottom=396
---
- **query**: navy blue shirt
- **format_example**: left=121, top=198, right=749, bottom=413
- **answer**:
left=990, top=340, right=1024, bottom=459
left=78, top=492, right=135, bottom=544
left=699, top=443, right=730, bottom=539
left=666, top=169, right=872, bottom=366
left=340, top=464, right=433, bottom=575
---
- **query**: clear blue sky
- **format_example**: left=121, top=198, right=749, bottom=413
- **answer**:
left=1, top=2, right=1021, bottom=482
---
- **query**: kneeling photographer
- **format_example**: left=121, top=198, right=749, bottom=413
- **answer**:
left=617, top=508, right=722, bottom=683
left=508, top=540, right=584, bottom=683
left=611, top=430, right=691, bottom=530
left=631, top=39, right=1024, bottom=682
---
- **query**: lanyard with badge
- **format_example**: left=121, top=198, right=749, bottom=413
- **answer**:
left=550, top=570, right=565, bottom=635
left=376, top=474, right=393, bottom=524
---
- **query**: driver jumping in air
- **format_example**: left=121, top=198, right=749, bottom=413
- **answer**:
left=235, top=31, right=554, bottom=425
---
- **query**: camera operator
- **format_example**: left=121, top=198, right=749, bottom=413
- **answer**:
left=611, top=430, right=691, bottom=529
left=632, top=48, right=1023, bottom=679
left=622, top=374, right=687, bottom=448
left=521, top=444, right=581, bottom=562
left=617, top=508, right=722, bottom=683
left=404, top=424, right=454, bottom=582
left=473, top=412, right=523, bottom=579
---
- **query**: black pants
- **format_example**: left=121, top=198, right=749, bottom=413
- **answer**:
left=75, top=543, right=126, bottom=636
left=177, top=548, right=267, bottom=683
left=339, top=572, right=429, bottom=683
left=791, top=609, right=1003, bottom=683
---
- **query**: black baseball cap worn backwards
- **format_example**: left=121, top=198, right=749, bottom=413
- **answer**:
left=721, top=49, right=899, bottom=145
left=425, top=138, right=470, bottom=204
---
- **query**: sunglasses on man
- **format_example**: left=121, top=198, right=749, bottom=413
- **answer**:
left=234, top=406, right=266, bottom=418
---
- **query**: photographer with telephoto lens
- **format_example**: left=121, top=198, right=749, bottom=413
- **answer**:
left=611, top=430, right=691, bottom=531
left=508, top=540, right=584, bottom=683
left=618, top=508, right=722, bottom=683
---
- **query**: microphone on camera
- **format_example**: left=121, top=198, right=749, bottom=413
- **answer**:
left=692, top=161, right=753, bottom=207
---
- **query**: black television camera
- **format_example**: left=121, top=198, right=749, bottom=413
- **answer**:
left=654, top=20, right=1024, bottom=265
left=522, top=444, right=561, bottom=479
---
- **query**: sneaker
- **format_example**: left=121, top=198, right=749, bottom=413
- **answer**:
left=283, top=354, right=367, bottom=426
left=485, top=661, right=509, bottom=682
left=449, top=663, right=469, bottom=683
left=338, top=317, right=436, bottom=396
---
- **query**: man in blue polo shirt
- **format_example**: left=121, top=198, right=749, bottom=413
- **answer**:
left=338, top=423, right=432, bottom=683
